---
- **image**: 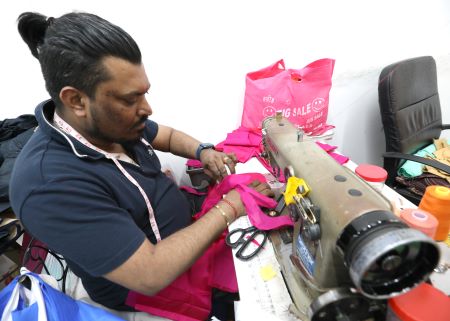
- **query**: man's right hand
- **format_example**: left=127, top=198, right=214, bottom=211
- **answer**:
left=223, top=180, right=274, bottom=218
left=104, top=179, right=274, bottom=296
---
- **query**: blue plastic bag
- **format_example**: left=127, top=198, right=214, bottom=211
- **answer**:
left=0, top=272, right=125, bottom=321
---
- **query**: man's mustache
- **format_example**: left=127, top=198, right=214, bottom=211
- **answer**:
left=133, top=117, right=148, bottom=128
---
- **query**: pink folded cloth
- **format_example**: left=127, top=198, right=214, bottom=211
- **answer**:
left=329, top=152, right=349, bottom=164
left=186, top=159, right=202, bottom=168
left=186, top=126, right=349, bottom=175
left=197, top=173, right=293, bottom=231
left=316, top=141, right=337, bottom=152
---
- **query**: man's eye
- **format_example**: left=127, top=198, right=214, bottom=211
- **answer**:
left=122, top=98, right=137, bottom=106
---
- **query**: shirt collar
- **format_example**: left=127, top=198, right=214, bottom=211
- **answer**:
left=35, top=100, right=103, bottom=159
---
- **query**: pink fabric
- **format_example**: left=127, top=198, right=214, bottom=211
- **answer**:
left=20, top=232, right=48, bottom=274
left=196, top=173, right=293, bottom=231
left=192, top=172, right=293, bottom=296
left=329, top=152, right=349, bottom=164
left=179, top=185, right=208, bottom=196
left=126, top=217, right=230, bottom=320
left=217, top=144, right=259, bottom=164
left=213, top=127, right=349, bottom=178
left=126, top=248, right=212, bottom=321
left=186, top=159, right=202, bottom=168
left=316, top=142, right=349, bottom=164
left=186, top=128, right=348, bottom=173
left=222, top=129, right=263, bottom=147
left=215, top=127, right=262, bottom=164
left=128, top=173, right=287, bottom=320
left=316, top=141, right=336, bottom=152
left=207, top=237, right=237, bottom=292
left=127, top=173, right=292, bottom=320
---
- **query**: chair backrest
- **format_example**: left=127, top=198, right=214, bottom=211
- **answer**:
left=378, top=56, right=444, bottom=177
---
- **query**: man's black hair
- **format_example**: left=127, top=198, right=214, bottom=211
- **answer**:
left=17, top=12, right=142, bottom=107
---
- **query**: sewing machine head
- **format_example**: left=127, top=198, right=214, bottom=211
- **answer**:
left=262, top=115, right=440, bottom=321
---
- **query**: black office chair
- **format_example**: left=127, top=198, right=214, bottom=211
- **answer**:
left=378, top=56, right=450, bottom=205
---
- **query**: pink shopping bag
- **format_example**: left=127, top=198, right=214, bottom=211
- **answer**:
left=241, top=58, right=335, bottom=135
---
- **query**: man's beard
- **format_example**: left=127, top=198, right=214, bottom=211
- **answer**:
left=89, top=105, right=147, bottom=145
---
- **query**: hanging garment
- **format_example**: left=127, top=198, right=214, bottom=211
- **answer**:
left=0, top=122, right=36, bottom=212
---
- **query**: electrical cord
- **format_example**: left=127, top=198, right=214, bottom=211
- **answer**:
left=22, top=236, right=69, bottom=293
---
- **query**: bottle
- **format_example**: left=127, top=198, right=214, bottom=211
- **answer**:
left=418, top=185, right=450, bottom=241
left=355, top=164, right=388, bottom=193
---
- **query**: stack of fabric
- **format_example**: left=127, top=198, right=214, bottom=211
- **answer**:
left=0, top=216, right=22, bottom=255
left=396, top=139, right=450, bottom=197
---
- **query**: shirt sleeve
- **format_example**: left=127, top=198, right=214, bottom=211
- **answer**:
left=143, top=119, right=159, bottom=143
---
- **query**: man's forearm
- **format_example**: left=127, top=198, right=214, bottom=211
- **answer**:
left=153, top=125, right=201, bottom=159
left=168, top=129, right=201, bottom=159
left=104, top=205, right=232, bottom=295
left=144, top=207, right=228, bottom=291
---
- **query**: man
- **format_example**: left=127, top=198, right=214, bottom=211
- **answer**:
left=10, top=11, right=273, bottom=319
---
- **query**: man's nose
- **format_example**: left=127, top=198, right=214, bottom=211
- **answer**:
left=138, top=97, right=152, bottom=117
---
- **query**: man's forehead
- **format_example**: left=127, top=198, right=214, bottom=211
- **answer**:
left=100, top=57, right=150, bottom=95
left=105, top=86, right=150, bottom=97
left=102, top=56, right=147, bottom=78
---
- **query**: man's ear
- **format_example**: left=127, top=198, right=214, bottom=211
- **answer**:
left=59, top=86, right=88, bottom=117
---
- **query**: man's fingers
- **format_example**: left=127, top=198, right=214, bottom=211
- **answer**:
left=204, top=162, right=221, bottom=179
left=219, top=165, right=228, bottom=176
left=222, top=156, right=232, bottom=163
left=248, top=180, right=260, bottom=187
left=222, top=155, right=236, bottom=174
left=248, top=181, right=274, bottom=197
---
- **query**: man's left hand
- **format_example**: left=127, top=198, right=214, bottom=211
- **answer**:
left=200, top=150, right=237, bottom=181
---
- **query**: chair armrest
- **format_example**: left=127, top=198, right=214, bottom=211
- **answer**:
left=383, top=152, right=450, bottom=175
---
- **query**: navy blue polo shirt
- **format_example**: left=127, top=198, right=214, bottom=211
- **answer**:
left=10, top=100, right=192, bottom=310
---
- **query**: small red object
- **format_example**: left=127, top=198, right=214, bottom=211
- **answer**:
left=355, top=164, right=388, bottom=183
left=387, top=283, right=450, bottom=321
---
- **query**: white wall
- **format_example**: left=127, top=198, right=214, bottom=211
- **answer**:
left=2, top=0, right=450, bottom=182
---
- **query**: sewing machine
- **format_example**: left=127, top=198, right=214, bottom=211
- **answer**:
left=261, top=114, right=441, bottom=321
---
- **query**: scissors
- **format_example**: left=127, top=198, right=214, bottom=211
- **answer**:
left=225, top=225, right=268, bottom=261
